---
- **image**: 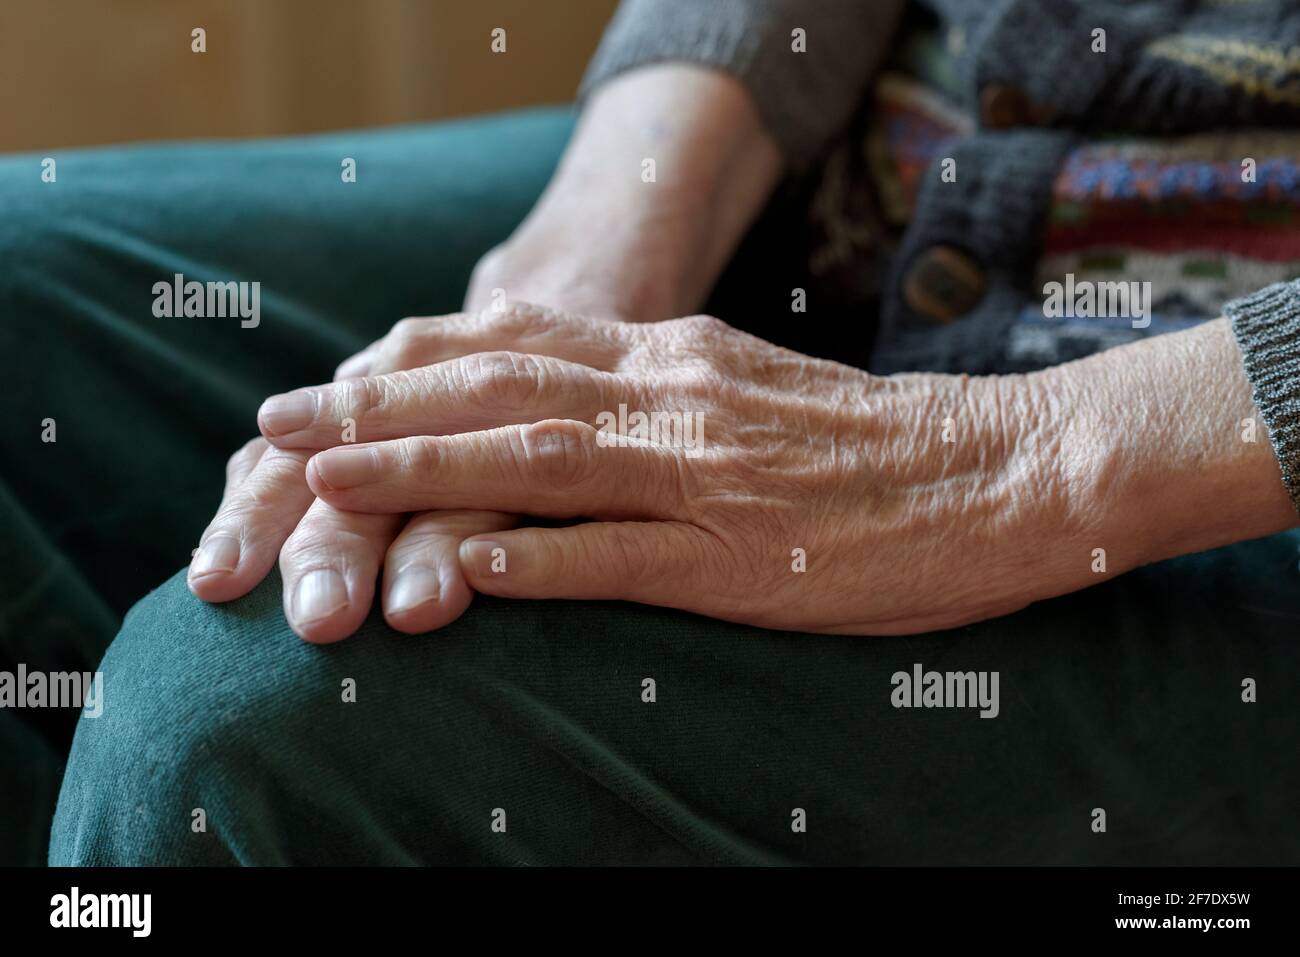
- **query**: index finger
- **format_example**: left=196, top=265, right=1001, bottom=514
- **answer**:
left=257, top=351, right=631, bottom=450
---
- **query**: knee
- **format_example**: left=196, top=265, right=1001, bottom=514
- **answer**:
left=49, top=569, right=337, bottom=865
left=48, top=565, right=702, bottom=865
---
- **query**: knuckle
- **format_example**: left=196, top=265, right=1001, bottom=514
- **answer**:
left=334, top=374, right=389, bottom=425
left=676, top=313, right=728, bottom=340
left=281, top=527, right=352, bottom=566
left=461, top=351, right=545, bottom=410
left=259, top=446, right=310, bottom=481
left=379, top=318, right=435, bottom=372
left=520, top=419, right=598, bottom=486
left=662, top=314, right=751, bottom=381
left=228, top=450, right=306, bottom=513
left=396, top=435, right=441, bottom=475
left=397, top=509, right=494, bottom=551
left=234, top=477, right=284, bottom=514
left=469, top=246, right=506, bottom=285
left=488, top=301, right=556, bottom=339
left=660, top=314, right=732, bottom=361
left=225, top=437, right=264, bottom=477
left=386, top=337, right=428, bottom=373
left=390, top=316, right=425, bottom=339
left=601, top=526, right=657, bottom=585
left=333, top=351, right=371, bottom=381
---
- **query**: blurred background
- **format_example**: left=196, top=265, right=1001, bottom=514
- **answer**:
left=0, top=0, right=618, bottom=153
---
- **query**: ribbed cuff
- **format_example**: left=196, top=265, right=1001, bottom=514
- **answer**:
left=1225, top=279, right=1300, bottom=516
left=578, top=0, right=903, bottom=169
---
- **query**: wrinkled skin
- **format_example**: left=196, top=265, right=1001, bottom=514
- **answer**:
left=201, top=303, right=1081, bottom=639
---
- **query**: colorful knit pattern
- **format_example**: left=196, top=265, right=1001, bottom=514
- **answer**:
left=866, top=74, right=1300, bottom=264
left=1047, top=135, right=1300, bottom=264
left=1027, top=133, right=1300, bottom=364
left=850, top=69, right=1300, bottom=368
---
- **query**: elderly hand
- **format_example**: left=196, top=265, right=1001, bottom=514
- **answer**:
left=252, top=304, right=1095, bottom=637
left=188, top=63, right=788, bottom=643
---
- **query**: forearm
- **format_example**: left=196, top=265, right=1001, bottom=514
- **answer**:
left=467, top=64, right=781, bottom=322
left=561, top=63, right=782, bottom=314
left=1029, top=317, right=1297, bottom=578
left=501, top=0, right=905, bottom=322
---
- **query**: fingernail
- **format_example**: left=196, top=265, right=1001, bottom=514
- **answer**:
left=387, top=565, right=441, bottom=614
left=311, top=446, right=378, bottom=490
left=292, top=569, right=348, bottom=624
left=460, top=539, right=504, bottom=577
left=189, top=536, right=240, bottom=578
left=258, top=390, right=317, bottom=437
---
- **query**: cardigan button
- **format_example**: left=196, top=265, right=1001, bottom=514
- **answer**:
left=902, top=245, right=988, bottom=324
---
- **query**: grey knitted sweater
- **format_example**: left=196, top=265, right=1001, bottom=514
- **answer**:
left=581, top=0, right=1300, bottom=514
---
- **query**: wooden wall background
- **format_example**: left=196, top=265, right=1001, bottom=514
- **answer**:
left=0, top=0, right=618, bottom=153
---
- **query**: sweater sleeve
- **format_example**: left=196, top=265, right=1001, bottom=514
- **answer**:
left=578, top=0, right=906, bottom=168
left=1225, top=279, right=1300, bottom=515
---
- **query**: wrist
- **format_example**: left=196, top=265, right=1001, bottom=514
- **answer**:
left=970, top=371, right=1101, bottom=603
left=466, top=198, right=688, bottom=324
left=1025, top=319, right=1297, bottom=580
left=514, top=170, right=701, bottom=320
